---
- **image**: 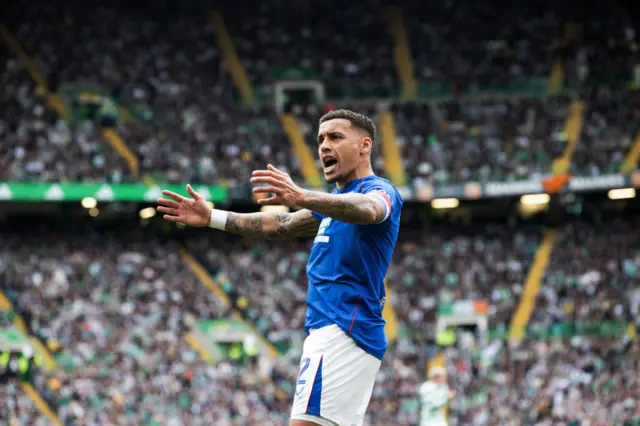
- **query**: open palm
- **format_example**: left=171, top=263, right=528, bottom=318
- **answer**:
left=157, top=184, right=211, bottom=227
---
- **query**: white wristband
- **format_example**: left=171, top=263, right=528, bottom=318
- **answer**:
left=208, top=209, right=229, bottom=230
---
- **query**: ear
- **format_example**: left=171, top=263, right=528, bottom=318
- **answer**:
left=360, top=137, right=373, bottom=155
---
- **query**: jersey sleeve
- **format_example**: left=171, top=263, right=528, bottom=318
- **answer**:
left=311, top=210, right=324, bottom=222
left=361, top=179, right=402, bottom=224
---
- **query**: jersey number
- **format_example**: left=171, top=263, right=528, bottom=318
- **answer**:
left=314, top=218, right=332, bottom=244
left=297, top=357, right=310, bottom=385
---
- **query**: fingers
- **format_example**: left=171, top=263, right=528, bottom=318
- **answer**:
left=252, top=186, right=281, bottom=195
left=251, top=170, right=282, bottom=178
left=161, top=190, right=185, bottom=202
left=267, top=164, right=286, bottom=175
left=157, top=206, right=180, bottom=216
left=186, top=184, right=202, bottom=200
left=251, top=165, right=288, bottom=178
left=250, top=176, right=281, bottom=186
left=256, top=196, right=278, bottom=205
left=162, top=214, right=181, bottom=222
left=157, top=198, right=180, bottom=209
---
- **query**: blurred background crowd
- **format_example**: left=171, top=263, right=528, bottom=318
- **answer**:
left=1, top=0, right=639, bottom=425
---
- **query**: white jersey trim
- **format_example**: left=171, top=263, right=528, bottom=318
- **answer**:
left=367, top=191, right=392, bottom=223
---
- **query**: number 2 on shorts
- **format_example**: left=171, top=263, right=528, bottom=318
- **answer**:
left=297, top=357, right=311, bottom=385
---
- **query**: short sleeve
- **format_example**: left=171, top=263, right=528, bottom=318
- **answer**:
left=361, top=179, right=402, bottom=224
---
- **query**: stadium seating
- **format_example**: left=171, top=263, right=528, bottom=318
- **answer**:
left=1, top=227, right=301, bottom=425
left=2, top=1, right=640, bottom=424
left=393, top=97, right=572, bottom=185
left=3, top=220, right=639, bottom=424
left=534, top=218, right=640, bottom=324
left=0, top=52, right=130, bottom=183
left=3, top=0, right=640, bottom=185
left=1, top=380, right=48, bottom=426
left=401, top=0, right=558, bottom=97
left=3, top=1, right=301, bottom=185
left=571, top=90, right=640, bottom=176
left=221, top=0, right=397, bottom=99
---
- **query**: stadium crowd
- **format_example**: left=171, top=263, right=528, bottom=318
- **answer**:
left=1, top=380, right=46, bottom=426
left=444, top=333, right=639, bottom=425
left=1, top=0, right=640, bottom=423
left=221, top=0, right=397, bottom=99
left=1, top=216, right=637, bottom=424
left=0, top=53, right=130, bottom=183
left=2, top=0, right=639, bottom=186
left=533, top=218, right=640, bottom=326
left=393, top=97, right=572, bottom=186
left=0, top=227, right=296, bottom=425
left=403, top=0, right=557, bottom=97
left=3, top=1, right=300, bottom=185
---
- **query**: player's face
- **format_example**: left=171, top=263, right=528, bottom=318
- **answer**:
left=317, top=118, right=368, bottom=186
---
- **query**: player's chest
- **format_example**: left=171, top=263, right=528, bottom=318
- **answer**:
left=313, top=217, right=357, bottom=245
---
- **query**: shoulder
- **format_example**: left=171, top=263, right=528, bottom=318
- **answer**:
left=361, top=177, right=403, bottom=221
left=363, top=177, right=402, bottom=203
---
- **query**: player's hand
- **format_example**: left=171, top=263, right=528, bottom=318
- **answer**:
left=250, top=164, right=305, bottom=207
left=157, top=184, right=211, bottom=227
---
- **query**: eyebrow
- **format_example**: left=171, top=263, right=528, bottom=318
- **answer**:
left=317, top=131, right=343, bottom=143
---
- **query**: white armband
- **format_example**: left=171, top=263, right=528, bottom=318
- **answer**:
left=208, top=209, right=229, bottom=230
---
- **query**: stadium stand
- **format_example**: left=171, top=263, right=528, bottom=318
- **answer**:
left=392, top=97, right=575, bottom=185
left=2, top=1, right=302, bottom=184
left=3, top=0, right=640, bottom=185
left=0, top=50, right=130, bottom=183
left=2, top=0, right=640, bottom=425
left=401, top=0, right=559, bottom=98
left=533, top=218, right=640, bottom=325
left=2, top=214, right=639, bottom=424
left=572, top=89, right=640, bottom=176
left=221, top=0, right=397, bottom=100
left=0, top=380, right=48, bottom=426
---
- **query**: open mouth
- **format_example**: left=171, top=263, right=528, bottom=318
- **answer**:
left=322, top=156, right=338, bottom=173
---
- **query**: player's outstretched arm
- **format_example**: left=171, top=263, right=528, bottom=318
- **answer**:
left=251, top=165, right=387, bottom=225
left=157, top=184, right=319, bottom=240
left=225, top=209, right=319, bottom=239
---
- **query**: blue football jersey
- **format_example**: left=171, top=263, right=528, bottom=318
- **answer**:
left=305, top=175, right=403, bottom=360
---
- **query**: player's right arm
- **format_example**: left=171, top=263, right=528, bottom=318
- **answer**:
left=157, top=184, right=319, bottom=240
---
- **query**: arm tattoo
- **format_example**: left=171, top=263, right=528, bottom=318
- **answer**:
left=226, top=210, right=319, bottom=240
left=299, top=191, right=384, bottom=225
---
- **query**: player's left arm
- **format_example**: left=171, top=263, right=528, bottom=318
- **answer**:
left=250, top=165, right=391, bottom=225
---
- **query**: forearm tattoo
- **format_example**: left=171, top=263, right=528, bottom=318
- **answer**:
left=226, top=211, right=319, bottom=240
left=301, top=193, right=383, bottom=225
